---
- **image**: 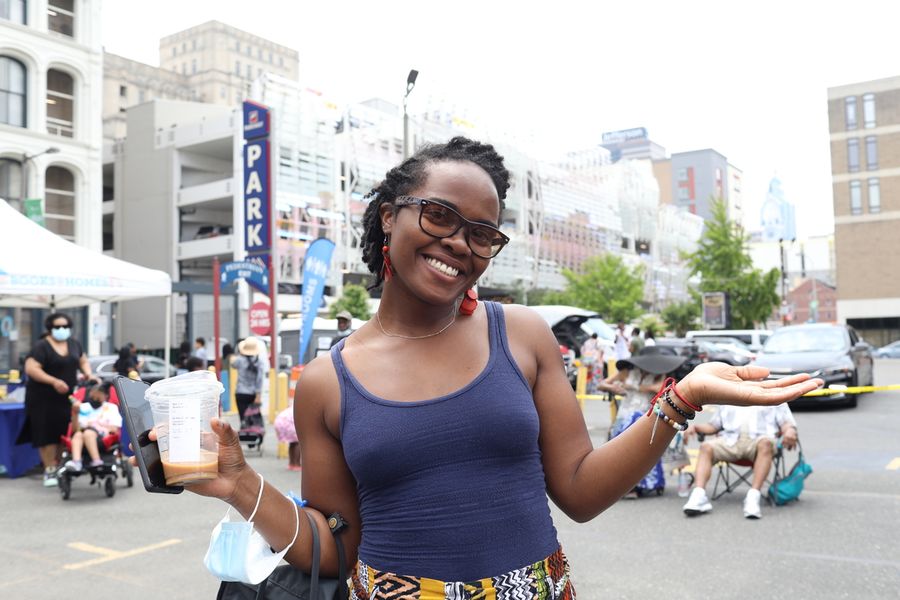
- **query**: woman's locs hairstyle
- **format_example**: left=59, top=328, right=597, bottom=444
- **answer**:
left=360, top=136, right=511, bottom=289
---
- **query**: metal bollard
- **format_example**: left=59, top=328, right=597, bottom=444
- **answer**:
left=276, top=372, right=289, bottom=459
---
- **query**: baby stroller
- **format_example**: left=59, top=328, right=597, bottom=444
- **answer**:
left=57, top=383, right=134, bottom=500
left=238, top=404, right=266, bottom=455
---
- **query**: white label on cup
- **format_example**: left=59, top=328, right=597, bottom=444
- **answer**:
left=168, top=398, right=200, bottom=463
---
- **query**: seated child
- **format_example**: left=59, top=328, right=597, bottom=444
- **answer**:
left=65, top=382, right=123, bottom=471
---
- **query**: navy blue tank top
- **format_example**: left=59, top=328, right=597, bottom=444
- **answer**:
left=332, top=301, right=559, bottom=582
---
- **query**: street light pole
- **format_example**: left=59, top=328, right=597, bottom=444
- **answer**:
left=19, top=146, right=61, bottom=207
left=403, top=69, right=418, bottom=159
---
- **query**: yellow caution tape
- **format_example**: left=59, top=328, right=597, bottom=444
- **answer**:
left=801, top=383, right=900, bottom=397
left=575, top=384, right=900, bottom=402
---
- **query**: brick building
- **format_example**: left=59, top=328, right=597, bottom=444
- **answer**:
left=827, top=76, right=900, bottom=346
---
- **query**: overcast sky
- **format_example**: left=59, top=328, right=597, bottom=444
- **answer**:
left=101, top=0, right=900, bottom=239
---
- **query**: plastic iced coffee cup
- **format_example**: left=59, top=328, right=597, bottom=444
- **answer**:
left=145, top=370, right=223, bottom=485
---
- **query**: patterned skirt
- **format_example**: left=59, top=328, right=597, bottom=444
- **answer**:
left=350, top=547, right=575, bottom=599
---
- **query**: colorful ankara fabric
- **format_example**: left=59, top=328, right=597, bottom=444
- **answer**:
left=350, top=547, right=575, bottom=599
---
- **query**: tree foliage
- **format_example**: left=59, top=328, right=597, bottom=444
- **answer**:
left=661, top=299, right=700, bottom=337
left=538, top=254, right=645, bottom=322
left=329, top=284, right=371, bottom=320
left=685, top=199, right=780, bottom=329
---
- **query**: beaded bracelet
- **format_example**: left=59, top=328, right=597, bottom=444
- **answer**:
left=653, top=403, right=689, bottom=432
left=664, top=388, right=695, bottom=420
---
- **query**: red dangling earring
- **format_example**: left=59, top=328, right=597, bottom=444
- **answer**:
left=381, top=236, right=393, bottom=282
left=459, top=288, right=478, bottom=316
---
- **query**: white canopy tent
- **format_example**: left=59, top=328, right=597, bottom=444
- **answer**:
left=0, top=199, right=174, bottom=366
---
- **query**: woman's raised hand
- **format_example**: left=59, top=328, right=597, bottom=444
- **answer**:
left=132, top=418, right=251, bottom=503
left=679, top=362, right=823, bottom=409
left=183, top=417, right=250, bottom=503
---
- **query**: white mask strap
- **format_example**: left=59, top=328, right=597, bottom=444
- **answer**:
left=248, top=472, right=264, bottom=522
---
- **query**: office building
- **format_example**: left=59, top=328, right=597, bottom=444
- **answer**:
left=600, top=127, right=667, bottom=162
left=827, top=76, right=900, bottom=344
left=670, top=148, right=732, bottom=221
left=0, top=0, right=104, bottom=369
left=103, top=20, right=299, bottom=143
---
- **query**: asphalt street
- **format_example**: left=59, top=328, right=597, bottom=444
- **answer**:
left=1, top=361, right=898, bottom=599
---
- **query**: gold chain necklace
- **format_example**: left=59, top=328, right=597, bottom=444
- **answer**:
left=374, top=310, right=457, bottom=340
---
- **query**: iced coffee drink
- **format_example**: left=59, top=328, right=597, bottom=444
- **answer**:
left=146, top=371, right=224, bottom=485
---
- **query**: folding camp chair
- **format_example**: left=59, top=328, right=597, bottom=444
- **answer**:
left=703, top=435, right=787, bottom=503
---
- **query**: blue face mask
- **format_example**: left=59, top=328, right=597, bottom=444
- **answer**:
left=51, top=327, right=71, bottom=341
left=203, top=476, right=300, bottom=584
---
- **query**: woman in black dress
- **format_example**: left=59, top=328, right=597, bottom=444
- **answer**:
left=22, top=313, right=97, bottom=486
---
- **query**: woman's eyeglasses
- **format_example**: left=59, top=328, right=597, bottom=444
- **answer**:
left=393, top=196, right=510, bottom=259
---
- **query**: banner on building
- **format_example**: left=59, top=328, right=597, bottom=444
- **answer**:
left=24, top=198, right=45, bottom=227
left=702, top=292, right=729, bottom=329
left=298, top=238, right=335, bottom=364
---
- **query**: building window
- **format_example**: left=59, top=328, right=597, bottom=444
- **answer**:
left=677, top=168, right=687, bottom=182
left=119, top=84, right=127, bottom=98
left=235, top=60, right=240, bottom=76
left=48, top=0, right=74, bottom=37
left=1, top=0, right=26, bottom=23
left=235, top=40, right=240, bottom=52
left=849, top=180, right=862, bottom=215
left=192, top=39, right=197, bottom=51
left=844, top=96, right=857, bottom=130
left=46, top=68, right=74, bottom=137
left=847, top=138, right=859, bottom=172
left=181, top=42, right=186, bottom=53
left=677, top=187, right=689, bottom=201
left=0, top=55, right=27, bottom=127
left=181, top=63, right=187, bottom=75
left=863, top=93, right=876, bottom=128
left=44, top=166, right=76, bottom=241
left=220, top=86, right=225, bottom=99
left=191, top=59, right=197, bottom=74
left=865, top=136, right=878, bottom=170
left=171, top=46, right=176, bottom=57
left=0, top=158, right=23, bottom=208
left=278, top=56, right=284, bottom=67
left=246, top=46, right=251, bottom=57
left=867, top=178, right=880, bottom=213
left=269, top=51, right=273, bottom=63
left=246, top=64, right=251, bottom=79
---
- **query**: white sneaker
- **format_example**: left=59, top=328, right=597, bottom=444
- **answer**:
left=683, top=487, right=712, bottom=516
left=43, top=468, right=59, bottom=487
left=743, top=488, right=762, bottom=519
left=64, top=460, right=83, bottom=472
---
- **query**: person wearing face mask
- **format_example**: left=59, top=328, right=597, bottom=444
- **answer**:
left=21, top=312, right=97, bottom=486
left=64, top=382, right=122, bottom=472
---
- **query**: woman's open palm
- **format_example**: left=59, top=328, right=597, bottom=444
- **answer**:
left=680, top=362, right=823, bottom=408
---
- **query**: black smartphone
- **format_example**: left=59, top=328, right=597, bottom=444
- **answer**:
left=113, top=375, right=184, bottom=494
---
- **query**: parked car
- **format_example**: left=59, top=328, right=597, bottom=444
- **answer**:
left=754, top=323, right=875, bottom=408
left=874, top=340, right=900, bottom=358
left=696, top=340, right=753, bottom=366
left=90, top=353, right=176, bottom=384
left=686, top=329, right=773, bottom=352
left=651, top=338, right=710, bottom=379
left=527, top=305, right=615, bottom=358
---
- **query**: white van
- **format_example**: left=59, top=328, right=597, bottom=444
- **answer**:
left=686, top=329, right=773, bottom=352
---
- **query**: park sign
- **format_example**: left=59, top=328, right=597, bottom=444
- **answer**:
left=243, top=101, right=272, bottom=256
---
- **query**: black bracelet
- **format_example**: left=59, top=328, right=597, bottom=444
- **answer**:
left=664, top=388, right=695, bottom=420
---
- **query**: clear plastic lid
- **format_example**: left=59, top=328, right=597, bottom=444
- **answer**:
left=145, top=369, right=224, bottom=402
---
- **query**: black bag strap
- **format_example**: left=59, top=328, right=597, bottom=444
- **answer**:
left=254, top=511, right=320, bottom=600
left=327, top=513, right=349, bottom=598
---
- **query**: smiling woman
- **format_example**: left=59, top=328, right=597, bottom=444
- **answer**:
left=171, top=136, right=823, bottom=600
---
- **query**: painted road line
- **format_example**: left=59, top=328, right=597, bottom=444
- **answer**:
left=887, top=457, right=900, bottom=470
left=64, top=538, right=181, bottom=570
